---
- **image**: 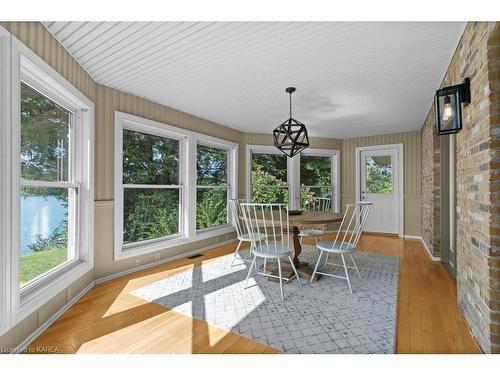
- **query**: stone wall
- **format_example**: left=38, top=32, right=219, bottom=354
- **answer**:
left=488, top=24, right=500, bottom=353
left=421, top=105, right=441, bottom=257
left=420, top=22, right=500, bottom=353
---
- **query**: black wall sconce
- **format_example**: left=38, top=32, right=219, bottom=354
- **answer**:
left=434, top=77, right=471, bottom=135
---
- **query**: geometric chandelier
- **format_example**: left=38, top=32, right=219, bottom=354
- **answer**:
left=273, top=87, right=310, bottom=158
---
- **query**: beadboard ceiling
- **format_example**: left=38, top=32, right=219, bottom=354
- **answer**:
left=42, top=22, right=465, bottom=138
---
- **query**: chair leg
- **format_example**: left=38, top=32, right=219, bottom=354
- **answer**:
left=324, top=252, right=329, bottom=266
left=263, top=258, right=267, bottom=273
left=349, top=253, right=361, bottom=278
left=245, top=255, right=257, bottom=288
left=288, top=256, right=302, bottom=286
left=310, top=250, right=324, bottom=284
left=231, top=240, right=243, bottom=265
left=299, top=235, right=303, bottom=245
left=341, top=253, right=352, bottom=293
left=277, top=258, right=284, bottom=300
left=314, top=236, right=320, bottom=256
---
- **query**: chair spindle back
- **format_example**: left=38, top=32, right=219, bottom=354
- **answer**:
left=240, top=203, right=290, bottom=255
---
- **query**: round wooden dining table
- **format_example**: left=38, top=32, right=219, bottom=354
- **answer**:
left=242, top=210, right=344, bottom=281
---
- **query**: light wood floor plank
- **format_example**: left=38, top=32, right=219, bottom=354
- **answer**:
left=27, top=234, right=481, bottom=354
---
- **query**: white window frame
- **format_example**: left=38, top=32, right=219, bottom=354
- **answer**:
left=246, top=145, right=340, bottom=212
left=1, top=30, right=94, bottom=329
left=114, top=112, right=238, bottom=260
left=0, top=27, right=11, bottom=336
left=195, top=140, right=236, bottom=234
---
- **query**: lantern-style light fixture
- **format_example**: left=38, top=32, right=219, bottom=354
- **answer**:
left=434, top=78, right=471, bottom=135
left=273, top=87, right=310, bottom=157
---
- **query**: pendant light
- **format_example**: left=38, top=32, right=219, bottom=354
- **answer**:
left=273, top=87, right=310, bottom=157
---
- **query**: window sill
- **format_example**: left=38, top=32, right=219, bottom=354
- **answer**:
left=14, top=258, right=93, bottom=325
left=116, top=225, right=236, bottom=260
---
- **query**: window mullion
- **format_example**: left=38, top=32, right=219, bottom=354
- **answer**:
left=123, top=183, right=181, bottom=189
left=20, top=179, right=79, bottom=189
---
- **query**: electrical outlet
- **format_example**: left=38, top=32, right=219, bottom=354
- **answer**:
left=135, top=259, right=141, bottom=266
left=155, top=253, right=161, bottom=261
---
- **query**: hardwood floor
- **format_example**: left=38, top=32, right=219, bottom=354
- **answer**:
left=28, top=234, right=481, bottom=354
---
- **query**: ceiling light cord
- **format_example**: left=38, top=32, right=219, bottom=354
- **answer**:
left=289, top=92, right=292, bottom=118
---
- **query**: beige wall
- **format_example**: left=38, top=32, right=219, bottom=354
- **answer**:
left=95, top=84, right=244, bottom=200
left=341, top=131, right=422, bottom=236
left=0, top=21, right=97, bottom=351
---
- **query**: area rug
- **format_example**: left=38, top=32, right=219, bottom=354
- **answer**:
left=131, top=246, right=400, bottom=353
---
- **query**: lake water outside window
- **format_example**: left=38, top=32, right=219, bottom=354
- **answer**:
left=19, top=82, right=74, bottom=286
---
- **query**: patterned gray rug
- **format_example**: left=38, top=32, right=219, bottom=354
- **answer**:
left=131, top=246, right=399, bottom=354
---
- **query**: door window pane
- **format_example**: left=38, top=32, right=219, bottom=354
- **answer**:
left=366, top=155, right=393, bottom=193
left=20, top=187, right=70, bottom=285
left=123, top=129, right=179, bottom=185
left=21, top=83, right=71, bottom=182
left=123, top=188, right=180, bottom=243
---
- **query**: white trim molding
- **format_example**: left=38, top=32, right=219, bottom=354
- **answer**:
left=403, top=235, right=441, bottom=262
left=114, top=111, right=238, bottom=260
left=13, top=281, right=95, bottom=354
left=419, top=236, right=441, bottom=262
left=0, top=26, right=12, bottom=336
left=97, top=238, right=236, bottom=284
left=355, top=143, right=404, bottom=237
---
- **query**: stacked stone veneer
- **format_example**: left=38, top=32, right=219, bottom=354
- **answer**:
left=420, top=22, right=500, bottom=353
left=421, top=104, right=441, bottom=258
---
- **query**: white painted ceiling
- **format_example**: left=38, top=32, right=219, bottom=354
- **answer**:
left=43, top=22, right=465, bottom=138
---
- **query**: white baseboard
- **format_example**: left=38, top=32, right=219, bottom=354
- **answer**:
left=95, top=238, right=236, bottom=284
left=14, top=281, right=95, bottom=354
left=403, top=235, right=421, bottom=240
left=404, top=235, right=441, bottom=262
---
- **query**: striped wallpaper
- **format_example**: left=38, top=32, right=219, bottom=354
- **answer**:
left=341, top=130, right=422, bottom=235
left=0, top=22, right=95, bottom=101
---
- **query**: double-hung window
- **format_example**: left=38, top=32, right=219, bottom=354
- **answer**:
left=114, top=112, right=238, bottom=260
left=247, top=145, right=339, bottom=212
left=121, top=129, right=182, bottom=245
left=196, top=143, right=231, bottom=231
left=19, top=82, right=79, bottom=286
left=0, top=32, right=94, bottom=329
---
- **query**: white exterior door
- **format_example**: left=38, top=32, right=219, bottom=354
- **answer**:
left=358, top=146, right=401, bottom=234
